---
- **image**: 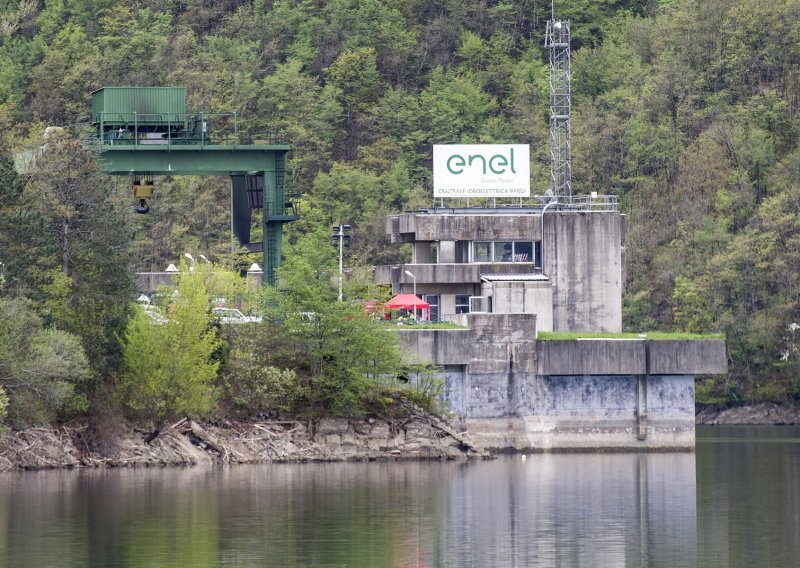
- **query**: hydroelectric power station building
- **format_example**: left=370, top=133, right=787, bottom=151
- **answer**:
left=374, top=161, right=726, bottom=452
left=371, top=13, right=727, bottom=451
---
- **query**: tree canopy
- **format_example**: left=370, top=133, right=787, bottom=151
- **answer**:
left=1, top=0, right=800, bottom=410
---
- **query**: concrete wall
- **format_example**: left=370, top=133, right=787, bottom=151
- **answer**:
left=399, top=320, right=728, bottom=451
left=136, top=272, right=176, bottom=292
left=543, top=212, right=623, bottom=332
left=398, top=329, right=471, bottom=365
left=536, top=339, right=728, bottom=376
left=453, top=373, right=696, bottom=451
left=512, top=374, right=696, bottom=450
left=391, top=213, right=542, bottom=243
left=483, top=281, right=554, bottom=332
left=649, top=339, right=728, bottom=375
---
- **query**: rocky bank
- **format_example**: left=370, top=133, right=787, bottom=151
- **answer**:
left=0, top=410, right=486, bottom=472
left=696, top=402, right=800, bottom=425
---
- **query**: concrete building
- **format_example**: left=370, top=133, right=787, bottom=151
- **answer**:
left=375, top=198, right=624, bottom=332
left=374, top=200, right=727, bottom=451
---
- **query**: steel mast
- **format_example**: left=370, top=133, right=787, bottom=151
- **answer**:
left=545, top=3, right=571, bottom=201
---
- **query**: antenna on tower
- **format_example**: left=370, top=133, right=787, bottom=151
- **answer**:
left=545, top=2, right=571, bottom=201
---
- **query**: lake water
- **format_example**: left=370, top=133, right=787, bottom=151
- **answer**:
left=0, top=426, right=798, bottom=567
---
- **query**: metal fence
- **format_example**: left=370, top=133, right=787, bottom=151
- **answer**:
left=92, top=112, right=288, bottom=147
left=427, top=194, right=619, bottom=213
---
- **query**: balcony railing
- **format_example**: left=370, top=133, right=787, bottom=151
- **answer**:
left=91, top=112, right=288, bottom=147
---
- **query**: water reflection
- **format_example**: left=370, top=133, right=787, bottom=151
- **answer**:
left=697, top=426, right=800, bottom=568
left=0, top=452, right=703, bottom=568
left=445, top=454, right=696, bottom=567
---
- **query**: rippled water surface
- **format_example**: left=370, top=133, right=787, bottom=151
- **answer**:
left=0, top=426, right=798, bottom=567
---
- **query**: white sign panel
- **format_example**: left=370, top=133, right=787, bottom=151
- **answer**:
left=433, top=144, right=530, bottom=198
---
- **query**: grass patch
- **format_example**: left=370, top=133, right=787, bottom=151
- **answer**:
left=645, top=331, right=725, bottom=340
left=537, top=331, right=725, bottom=340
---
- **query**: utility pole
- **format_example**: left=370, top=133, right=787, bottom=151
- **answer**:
left=331, top=224, right=351, bottom=302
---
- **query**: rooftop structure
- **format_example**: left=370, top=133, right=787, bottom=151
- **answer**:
left=90, top=87, right=297, bottom=283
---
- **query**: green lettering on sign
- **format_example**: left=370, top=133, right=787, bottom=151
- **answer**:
left=447, top=154, right=466, bottom=174
left=446, top=148, right=517, bottom=175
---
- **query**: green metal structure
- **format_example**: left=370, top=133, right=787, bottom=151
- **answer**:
left=91, top=87, right=298, bottom=284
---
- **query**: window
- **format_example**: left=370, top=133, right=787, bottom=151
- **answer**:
left=455, top=241, right=470, bottom=263
left=424, top=295, right=440, bottom=322
left=455, top=294, right=470, bottom=314
left=473, top=242, right=491, bottom=263
left=494, top=241, right=513, bottom=262
left=471, top=241, right=539, bottom=264
left=514, top=241, right=533, bottom=263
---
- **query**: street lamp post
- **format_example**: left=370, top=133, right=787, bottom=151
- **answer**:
left=332, top=224, right=351, bottom=302
left=405, top=270, right=417, bottom=321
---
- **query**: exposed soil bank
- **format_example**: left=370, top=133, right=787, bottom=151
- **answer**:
left=696, top=402, right=800, bottom=425
left=0, top=411, right=486, bottom=472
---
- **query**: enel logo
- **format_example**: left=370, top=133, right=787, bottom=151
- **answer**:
left=446, top=148, right=518, bottom=176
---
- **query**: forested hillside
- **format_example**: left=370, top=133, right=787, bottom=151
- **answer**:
left=1, top=0, right=799, bottom=408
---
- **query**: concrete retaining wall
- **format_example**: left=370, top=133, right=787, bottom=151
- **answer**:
left=399, top=322, right=727, bottom=452
left=536, top=339, right=728, bottom=376
left=451, top=374, right=696, bottom=451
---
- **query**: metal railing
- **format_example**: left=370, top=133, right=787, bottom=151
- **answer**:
left=92, top=112, right=289, bottom=147
left=426, top=194, right=619, bottom=213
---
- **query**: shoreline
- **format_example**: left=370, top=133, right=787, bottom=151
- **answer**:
left=0, top=411, right=487, bottom=473
left=3, top=403, right=798, bottom=472
left=696, top=402, right=800, bottom=425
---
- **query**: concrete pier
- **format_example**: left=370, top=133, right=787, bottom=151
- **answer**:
left=399, top=316, right=727, bottom=451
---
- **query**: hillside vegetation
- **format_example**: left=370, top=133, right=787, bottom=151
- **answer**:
left=1, top=0, right=800, bottom=418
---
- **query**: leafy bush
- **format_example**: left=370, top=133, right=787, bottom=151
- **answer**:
left=0, top=298, right=91, bottom=426
left=121, top=262, right=220, bottom=423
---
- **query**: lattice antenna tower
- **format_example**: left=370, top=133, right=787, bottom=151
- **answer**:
left=545, top=3, right=571, bottom=200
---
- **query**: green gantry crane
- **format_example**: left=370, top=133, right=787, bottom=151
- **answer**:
left=91, top=87, right=298, bottom=284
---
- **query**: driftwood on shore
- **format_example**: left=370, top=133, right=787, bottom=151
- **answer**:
left=0, top=409, right=486, bottom=472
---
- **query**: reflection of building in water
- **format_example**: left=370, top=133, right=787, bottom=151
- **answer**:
left=442, top=455, right=697, bottom=567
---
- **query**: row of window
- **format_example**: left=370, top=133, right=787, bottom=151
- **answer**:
left=424, top=294, right=472, bottom=319
left=472, top=241, right=540, bottom=266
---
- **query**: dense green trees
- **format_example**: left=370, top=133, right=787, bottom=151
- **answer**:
left=121, top=262, right=220, bottom=422
left=0, top=138, right=133, bottom=424
left=1, top=0, right=800, bottom=409
left=0, top=297, right=91, bottom=426
left=222, top=228, right=432, bottom=417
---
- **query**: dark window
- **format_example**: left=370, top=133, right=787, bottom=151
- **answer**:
left=514, top=241, right=533, bottom=263
left=455, top=294, right=470, bottom=314
left=494, top=241, right=513, bottom=262
left=424, top=295, right=440, bottom=322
